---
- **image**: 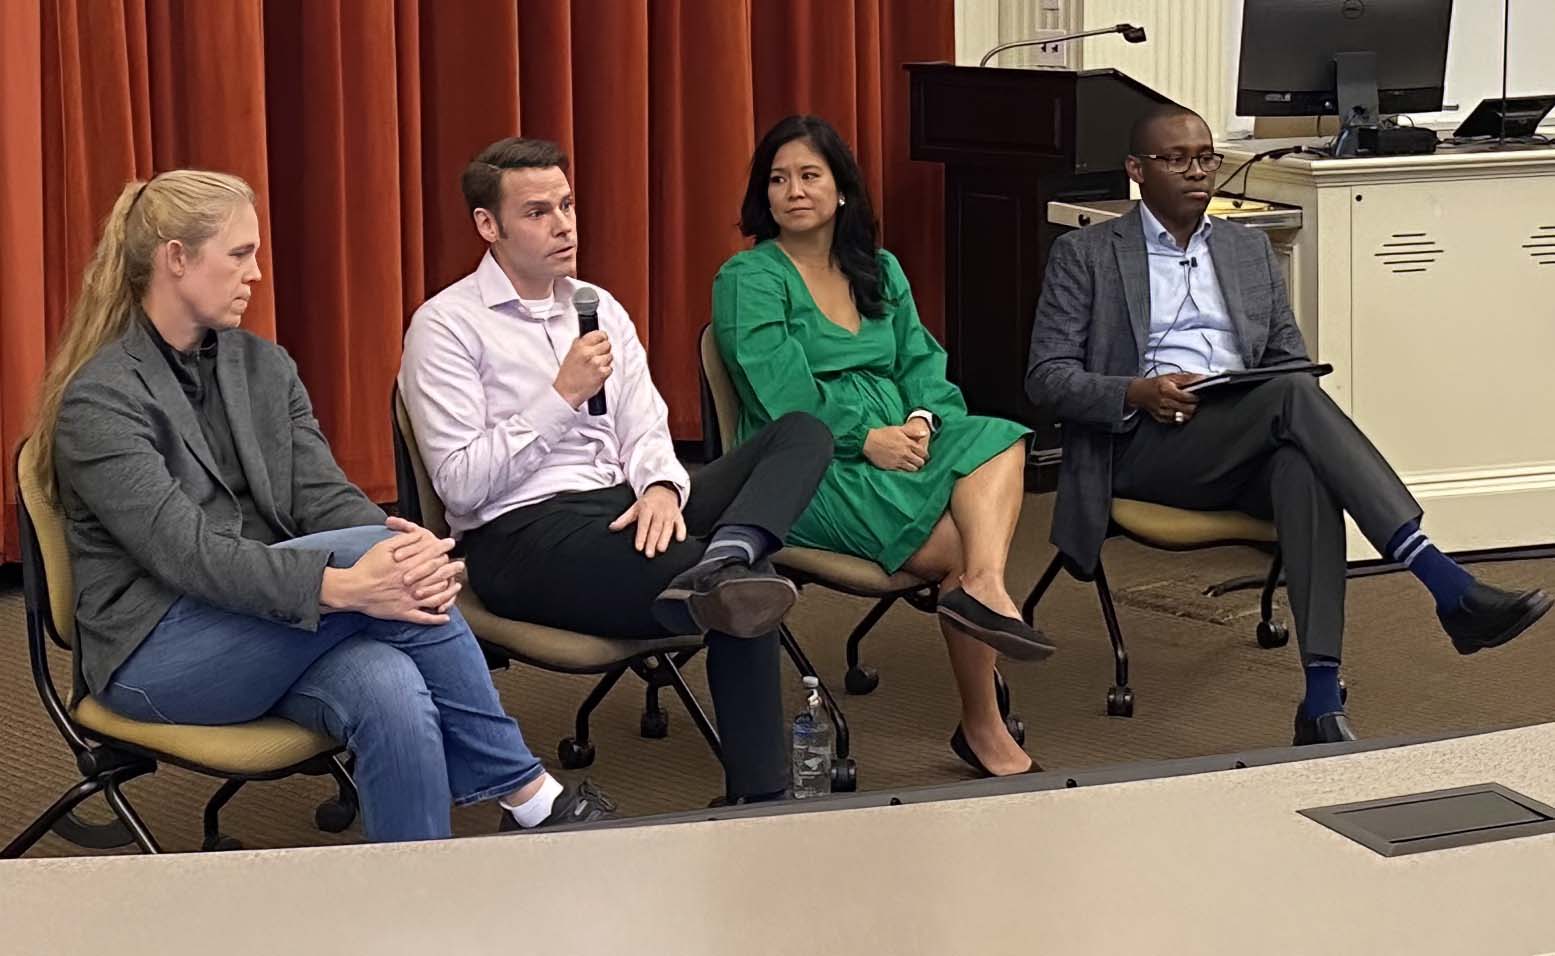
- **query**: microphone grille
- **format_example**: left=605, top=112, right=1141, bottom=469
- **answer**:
left=572, top=287, right=600, bottom=315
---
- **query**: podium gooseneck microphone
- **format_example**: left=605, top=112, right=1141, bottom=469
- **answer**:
left=978, top=23, right=1146, bottom=68
left=571, top=286, right=607, bottom=416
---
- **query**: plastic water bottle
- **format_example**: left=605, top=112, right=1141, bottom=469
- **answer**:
left=791, top=676, right=834, bottom=798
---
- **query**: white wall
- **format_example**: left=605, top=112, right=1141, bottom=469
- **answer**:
left=1424, top=0, right=1555, bottom=124
left=955, top=0, right=1555, bottom=137
left=956, top=0, right=1080, bottom=69
left=1082, top=0, right=1238, bottom=136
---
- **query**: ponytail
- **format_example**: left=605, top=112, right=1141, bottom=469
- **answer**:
left=30, top=170, right=254, bottom=497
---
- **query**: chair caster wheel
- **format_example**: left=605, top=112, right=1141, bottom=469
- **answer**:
left=203, top=834, right=242, bottom=852
left=1006, top=714, right=1026, bottom=747
left=830, top=757, right=858, bottom=793
left=314, top=798, right=357, bottom=833
left=844, top=666, right=880, bottom=696
left=639, top=709, right=669, bottom=739
left=1106, top=686, right=1135, bottom=718
left=558, top=737, right=596, bottom=769
left=1257, top=620, right=1290, bottom=649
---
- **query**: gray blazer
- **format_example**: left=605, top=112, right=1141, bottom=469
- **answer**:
left=1024, top=206, right=1308, bottom=575
left=54, top=319, right=386, bottom=695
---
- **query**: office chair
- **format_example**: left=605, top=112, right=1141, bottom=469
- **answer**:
left=1023, top=498, right=1294, bottom=718
left=391, top=389, right=725, bottom=774
left=699, top=326, right=1026, bottom=765
left=3, top=440, right=357, bottom=857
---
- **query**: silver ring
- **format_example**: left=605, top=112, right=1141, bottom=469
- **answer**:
left=1173, top=410, right=1185, bottom=424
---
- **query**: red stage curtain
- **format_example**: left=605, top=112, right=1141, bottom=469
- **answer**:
left=0, top=0, right=952, bottom=562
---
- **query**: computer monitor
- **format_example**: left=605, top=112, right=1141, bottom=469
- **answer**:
left=1236, top=0, right=1454, bottom=121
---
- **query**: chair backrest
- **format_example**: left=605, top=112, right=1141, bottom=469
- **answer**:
left=390, top=389, right=451, bottom=540
left=699, top=324, right=741, bottom=455
left=15, top=438, right=77, bottom=646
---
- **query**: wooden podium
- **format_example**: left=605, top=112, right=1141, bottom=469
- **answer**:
left=907, top=64, right=1172, bottom=485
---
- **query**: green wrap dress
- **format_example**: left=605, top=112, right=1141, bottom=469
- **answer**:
left=712, top=241, right=1031, bottom=572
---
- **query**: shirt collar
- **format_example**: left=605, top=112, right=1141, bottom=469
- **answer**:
left=474, top=250, right=576, bottom=320
left=138, top=311, right=216, bottom=401
left=1138, top=200, right=1212, bottom=253
left=137, top=310, right=217, bottom=362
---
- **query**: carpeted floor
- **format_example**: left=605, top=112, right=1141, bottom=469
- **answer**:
left=3, top=494, right=1552, bottom=857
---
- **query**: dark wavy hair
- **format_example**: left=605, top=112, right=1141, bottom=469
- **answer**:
left=739, top=115, right=885, bottom=318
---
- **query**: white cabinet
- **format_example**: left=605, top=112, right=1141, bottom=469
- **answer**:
left=1225, top=141, right=1555, bottom=557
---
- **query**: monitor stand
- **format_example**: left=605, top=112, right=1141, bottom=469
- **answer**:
left=1332, top=51, right=1379, bottom=157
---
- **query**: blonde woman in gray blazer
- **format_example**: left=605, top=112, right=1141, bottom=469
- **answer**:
left=32, top=170, right=612, bottom=841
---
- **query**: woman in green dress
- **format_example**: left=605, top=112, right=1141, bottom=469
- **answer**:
left=713, top=115, right=1054, bottom=777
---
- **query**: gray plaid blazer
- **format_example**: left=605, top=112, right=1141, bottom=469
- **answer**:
left=1024, top=206, right=1308, bottom=574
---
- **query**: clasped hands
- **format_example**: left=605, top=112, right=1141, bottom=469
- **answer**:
left=864, top=416, right=932, bottom=472
left=322, top=516, right=464, bottom=625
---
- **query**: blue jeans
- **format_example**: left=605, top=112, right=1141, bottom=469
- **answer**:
left=99, top=526, right=544, bottom=842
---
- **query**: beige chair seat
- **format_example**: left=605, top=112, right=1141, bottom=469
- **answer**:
left=773, top=546, right=928, bottom=596
left=457, top=591, right=704, bottom=674
left=71, top=697, right=337, bottom=776
left=1111, top=498, right=1278, bottom=550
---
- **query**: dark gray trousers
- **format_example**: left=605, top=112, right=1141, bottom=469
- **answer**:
left=463, top=412, right=834, bottom=799
left=1112, top=374, right=1421, bottom=662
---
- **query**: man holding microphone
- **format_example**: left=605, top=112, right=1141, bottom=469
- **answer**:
left=398, top=137, right=834, bottom=805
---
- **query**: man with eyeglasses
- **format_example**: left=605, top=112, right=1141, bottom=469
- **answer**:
left=1027, top=104, right=1550, bottom=745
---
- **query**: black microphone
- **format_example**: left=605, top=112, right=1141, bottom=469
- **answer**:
left=1181, top=257, right=1198, bottom=268
left=572, top=287, right=606, bottom=416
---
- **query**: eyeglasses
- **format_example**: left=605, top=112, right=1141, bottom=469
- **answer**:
left=1134, top=152, right=1225, bottom=174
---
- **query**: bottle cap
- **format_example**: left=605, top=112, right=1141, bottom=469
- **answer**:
left=802, top=675, right=820, bottom=689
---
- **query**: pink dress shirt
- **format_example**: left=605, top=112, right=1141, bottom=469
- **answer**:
left=398, top=251, right=689, bottom=537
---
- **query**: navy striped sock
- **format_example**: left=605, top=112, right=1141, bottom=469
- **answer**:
left=1386, top=520, right=1474, bottom=613
left=1301, top=659, right=1344, bottom=718
left=694, top=524, right=772, bottom=571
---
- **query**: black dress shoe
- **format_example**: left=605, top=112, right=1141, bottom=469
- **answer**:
left=1440, top=581, right=1553, bottom=655
left=651, top=556, right=798, bottom=638
left=938, top=588, right=1057, bottom=662
left=1292, top=709, right=1359, bottom=746
left=949, top=725, right=1042, bottom=777
left=498, top=779, right=618, bottom=832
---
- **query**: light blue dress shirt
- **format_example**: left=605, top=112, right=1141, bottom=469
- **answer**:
left=1137, top=202, right=1243, bottom=377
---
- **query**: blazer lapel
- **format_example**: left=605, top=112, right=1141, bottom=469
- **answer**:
left=215, top=337, right=286, bottom=532
left=1112, top=208, right=1151, bottom=357
left=1208, top=221, right=1256, bottom=366
left=125, top=320, right=224, bottom=488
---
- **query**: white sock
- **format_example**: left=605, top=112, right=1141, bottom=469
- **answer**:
left=500, top=775, right=564, bottom=828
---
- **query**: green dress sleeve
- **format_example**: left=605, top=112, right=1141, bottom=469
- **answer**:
left=884, top=250, right=968, bottom=424
left=712, top=254, right=870, bottom=458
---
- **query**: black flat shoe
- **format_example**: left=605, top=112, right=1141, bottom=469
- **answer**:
left=1292, top=709, right=1359, bottom=746
left=1440, top=582, right=1553, bottom=655
left=949, top=724, right=1042, bottom=777
left=938, top=587, right=1057, bottom=661
left=652, top=556, right=798, bottom=639
left=498, top=779, right=618, bottom=832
